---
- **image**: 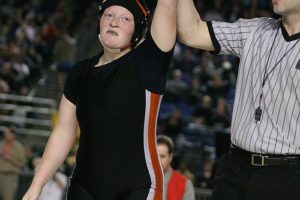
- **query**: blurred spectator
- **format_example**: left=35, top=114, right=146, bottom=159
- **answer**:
left=192, top=51, right=215, bottom=86
left=11, top=53, right=30, bottom=84
left=0, top=0, right=92, bottom=95
left=0, top=79, right=10, bottom=93
left=191, top=95, right=213, bottom=126
left=165, top=107, right=184, bottom=143
left=208, top=98, right=231, bottom=129
left=157, top=135, right=195, bottom=200
left=228, top=3, right=242, bottom=22
left=23, top=144, right=35, bottom=172
left=197, top=160, right=214, bottom=189
left=203, top=0, right=224, bottom=21
left=52, top=27, right=76, bottom=87
left=207, top=73, right=228, bottom=102
left=220, top=60, right=236, bottom=89
left=174, top=48, right=199, bottom=74
left=177, top=161, right=196, bottom=185
left=186, top=77, right=206, bottom=106
left=73, top=2, right=102, bottom=62
left=0, top=125, right=26, bottom=200
left=165, top=69, right=189, bottom=103
left=18, top=83, right=30, bottom=96
left=209, top=98, right=231, bottom=158
left=0, top=62, right=15, bottom=92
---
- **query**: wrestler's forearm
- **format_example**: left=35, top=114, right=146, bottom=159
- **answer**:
left=31, top=128, right=76, bottom=188
left=30, top=95, right=78, bottom=189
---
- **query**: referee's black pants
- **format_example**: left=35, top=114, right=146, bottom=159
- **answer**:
left=211, top=151, right=300, bottom=200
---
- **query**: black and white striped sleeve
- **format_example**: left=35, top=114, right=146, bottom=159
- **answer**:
left=207, top=18, right=261, bottom=57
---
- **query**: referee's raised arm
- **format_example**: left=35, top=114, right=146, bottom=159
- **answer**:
left=177, top=0, right=214, bottom=51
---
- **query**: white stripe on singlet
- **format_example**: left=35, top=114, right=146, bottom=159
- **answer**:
left=143, top=90, right=164, bottom=200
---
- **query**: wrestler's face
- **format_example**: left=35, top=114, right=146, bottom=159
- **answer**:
left=157, top=144, right=173, bottom=174
left=99, top=6, right=135, bottom=50
left=272, top=0, right=300, bottom=15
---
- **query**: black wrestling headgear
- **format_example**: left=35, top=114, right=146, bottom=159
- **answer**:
left=98, top=0, right=151, bottom=48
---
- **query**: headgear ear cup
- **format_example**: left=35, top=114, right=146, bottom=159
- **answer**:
left=97, top=0, right=151, bottom=48
left=131, top=0, right=151, bottom=48
left=97, top=1, right=106, bottom=35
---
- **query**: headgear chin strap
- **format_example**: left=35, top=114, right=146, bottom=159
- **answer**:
left=97, top=0, right=151, bottom=49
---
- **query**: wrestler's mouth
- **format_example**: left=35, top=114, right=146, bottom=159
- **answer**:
left=107, top=30, right=118, bottom=36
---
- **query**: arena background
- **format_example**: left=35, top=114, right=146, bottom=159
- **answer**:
left=0, top=0, right=275, bottom=199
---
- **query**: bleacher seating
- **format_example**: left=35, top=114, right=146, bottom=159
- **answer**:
left=0, top=93, right=56, bottom=145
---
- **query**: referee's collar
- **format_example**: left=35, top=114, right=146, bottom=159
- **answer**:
left=280, top=22, right=300, bottom=42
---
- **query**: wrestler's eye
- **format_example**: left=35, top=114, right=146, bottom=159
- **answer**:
left=120, top=16, right=130, bottom=22
left=104, top=13, right=113, bottom=18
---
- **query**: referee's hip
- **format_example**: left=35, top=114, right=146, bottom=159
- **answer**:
left=228, top=144, right=300, bottom=167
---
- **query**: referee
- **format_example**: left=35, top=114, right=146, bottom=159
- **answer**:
left=177, top=1, right=300, bottom=200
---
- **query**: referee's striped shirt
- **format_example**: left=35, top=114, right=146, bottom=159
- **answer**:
left=208, top=18, right=300, bottom=154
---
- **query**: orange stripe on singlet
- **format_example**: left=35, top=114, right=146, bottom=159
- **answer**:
left=148, top=93, right=163, bottom=200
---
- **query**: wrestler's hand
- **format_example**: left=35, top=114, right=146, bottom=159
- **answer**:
left=22, top=186, right=42, bottom=200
